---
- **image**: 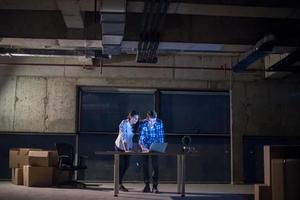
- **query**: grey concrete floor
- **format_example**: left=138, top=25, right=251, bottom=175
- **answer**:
left=0, top=181, right=254, bottom=200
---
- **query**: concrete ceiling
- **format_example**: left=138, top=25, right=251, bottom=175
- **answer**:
left=0, top=0, right=299, bottom=59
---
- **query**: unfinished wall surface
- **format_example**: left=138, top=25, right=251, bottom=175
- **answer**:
left=0, top=76, right=16, bottom=131
left=0, top=55, right=300, bottom=183
left=45, top=78, right=77, bottom=133
left=0, top=55, right=235, bottom=133
left=233, top=81, right=300, bottom=136
left=14, top=77, right=47, bottom=132
left=230, top=80, right=300, bottom=183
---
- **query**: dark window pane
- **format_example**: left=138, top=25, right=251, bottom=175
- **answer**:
left=79, top=89, right=155, bottom=133
left=160, top=91, right=230, bottom=134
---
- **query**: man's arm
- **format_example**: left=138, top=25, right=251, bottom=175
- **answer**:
left=158, top=121, right=164, bottom=143
left=139, top=123, right=149, bottom=152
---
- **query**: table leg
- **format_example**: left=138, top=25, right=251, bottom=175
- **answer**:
left=181, top=154, right=186, bottom=197
left=114, top=154, right=119, bottom=197
left=177, top=155, right=182, bottom=193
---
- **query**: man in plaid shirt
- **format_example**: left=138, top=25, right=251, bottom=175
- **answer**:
left=139, top=111, right=165, bottom=193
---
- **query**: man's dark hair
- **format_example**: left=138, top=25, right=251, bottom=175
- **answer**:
left=147, top=110, right=157, bottom=119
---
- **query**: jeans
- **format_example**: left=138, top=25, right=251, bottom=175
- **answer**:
left=115, top=146, right=130, bottom=184
left=142, top=155, right=159, bottom=186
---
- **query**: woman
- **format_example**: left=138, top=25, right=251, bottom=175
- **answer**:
left=115, top=110, right=139, bottom=192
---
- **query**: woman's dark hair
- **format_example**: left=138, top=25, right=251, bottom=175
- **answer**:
left=147, top=110, right=157, bottom=119
left=127, top=110, right=138, bottom=119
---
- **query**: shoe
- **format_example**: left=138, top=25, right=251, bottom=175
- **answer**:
left=152, top=186, right=159, bottom=193
left=143, top=184, right=151, bottom=193
left=119, top=184, right=129, bottom=192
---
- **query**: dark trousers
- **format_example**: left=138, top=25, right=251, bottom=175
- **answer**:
left=115, top=147, right=130, bottom=184
left=142, top=155, right=159, bottom=186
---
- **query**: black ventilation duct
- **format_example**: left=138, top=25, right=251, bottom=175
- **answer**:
left=267, top=48, right=300, bottom=72
left=233, top=34, right=275, bottom=72
left=136, top=0, right=170, bottom=63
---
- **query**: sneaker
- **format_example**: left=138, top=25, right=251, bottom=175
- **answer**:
left=119, top=184, right=129, bottom=192
left=152, top=186, right=159, bottom=193
left=142, top=184, right=151, bottom=193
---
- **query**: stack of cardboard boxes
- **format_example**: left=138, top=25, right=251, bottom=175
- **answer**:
left=255, top=145, right=300, bottom=200
left=270, top=159, right=300, bottom=200
left=10, top=148, right=70, bottom=187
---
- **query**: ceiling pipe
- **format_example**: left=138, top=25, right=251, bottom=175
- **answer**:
left=0, top=48, right=112, bottom=59
left=0, top=62, right=267, bottom=72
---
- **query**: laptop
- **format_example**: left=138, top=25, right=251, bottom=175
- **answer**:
left=149, top=143, right=168, bottom=153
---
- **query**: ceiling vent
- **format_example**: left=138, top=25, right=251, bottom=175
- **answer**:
left=100, top=0, right=126, bottom=55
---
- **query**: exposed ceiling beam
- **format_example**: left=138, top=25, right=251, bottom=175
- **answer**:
left=1, top=0, right=300, bottom=19
left=1, top=37, right=296, bottom=55
left=57, top=39, right=102, bottom=48
left=128, top=2, right=300, bottom=19
left=1, top=9, right=300, bottom=45
left=56, top=0, right=84, bottom=28
left=0, top=38, right=102, bottom=49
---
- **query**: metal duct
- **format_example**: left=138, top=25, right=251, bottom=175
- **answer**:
left=56, top=0, right=84, bottom=29
left=233, top=34, right=276, bottom=72
left=136, top=0, right=170, bottom=63
left=100, top=0, right=126, bottom=55
left=267, top=48, right=300, bottom=72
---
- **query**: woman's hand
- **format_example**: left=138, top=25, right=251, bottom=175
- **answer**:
left=141, top=146, right=149, bottom=153
left=142, top=149, right=149, bottom=153
left=139, top=144, right=149, bottom=152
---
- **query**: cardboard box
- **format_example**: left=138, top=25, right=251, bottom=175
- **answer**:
left=272, top=159, right=285, bottom=200
left=11, top=168, right=23, bottom=185
left=10, top=148, right=42, bottom=168
left=23, top=165, right=53, bottom=187
left=263, top=146, right=271, bottom=185
left=254, top=184, right=271, bottom=200
left=263, top=145, right=300, bottom=186
left=285, top=159, right=300, bottom=200
left=53, top=168, right=72, bottom=185
left=28, top=150, right=59, bottom=167
left=28, top=151, right=49, bottom=167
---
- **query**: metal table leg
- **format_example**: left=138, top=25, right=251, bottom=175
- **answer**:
left=177, top=155, right=182, bottom=193
left=181, top=154, right=186, bottom=197
left=114, top=154, right=119, bottom=197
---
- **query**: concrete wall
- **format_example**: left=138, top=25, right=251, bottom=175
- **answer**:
left=231, top=80, right=300, bottom=183
left=232, top=81, right=300, bottom=136
left=1, top=55, right=300, bottom=183
left=0, top=55, right=236, bottom=133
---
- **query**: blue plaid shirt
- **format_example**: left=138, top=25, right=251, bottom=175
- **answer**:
left=139, top=118, right=164, bottom=149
